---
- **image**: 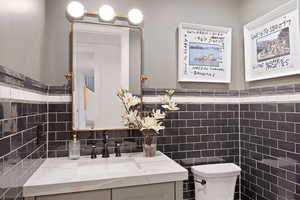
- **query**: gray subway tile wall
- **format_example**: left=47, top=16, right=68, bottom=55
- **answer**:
left=240, top=103, right=300, bottom=200
left=0, top=65, right=48, bottom=94
left=48, top=101, right=300, bottom=200
left=47, top=103, right=240, bottom=200
left=143, top=84, right=300, bottom=97
left=0, top=102, right=47, bottom=199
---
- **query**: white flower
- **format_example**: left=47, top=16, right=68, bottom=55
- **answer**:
left=117, top=88, right=179, bottom=132
left=117, top=89, right=123, bottom=97
left=168, top=100, right=179, bottom=110
left=122, top=110, right=140, bottom=127
left=162, top=100, right=179, bottom=111
left=117, top=88, right=129, bottom=97
left=152, top=109, right=165, bottom=119
left=141, top=116, right=165, bottom=133
left=161, top=92, right=179, bottom=111
left=160, top=95, right=170, bottom=105
left=122, top=93, right=141, bottom=108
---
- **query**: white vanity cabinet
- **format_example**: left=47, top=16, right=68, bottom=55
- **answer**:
left=25, top=182, right=183, bottom=200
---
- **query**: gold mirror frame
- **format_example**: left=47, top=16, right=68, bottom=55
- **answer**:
left=69, top=20, right=145, bottom=131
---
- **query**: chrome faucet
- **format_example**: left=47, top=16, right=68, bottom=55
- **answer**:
left=91, top=145, right=97, bottom=159
left=114, top=142, right=121, bottom=157
left=102, top=134, right=110, bottom=158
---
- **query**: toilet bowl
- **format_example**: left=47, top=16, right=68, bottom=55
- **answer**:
left=191, top=163, right=241, bottom=200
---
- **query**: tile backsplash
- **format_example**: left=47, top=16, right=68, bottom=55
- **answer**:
left=47, top=102, right=144, bottom=157
left=48, top=102, right=300, bottom=200
left=47, top=102, right=240, bottom=200
left=240, top=103, right=300, bottom=200
left=0, top=102, right=47, bottom=199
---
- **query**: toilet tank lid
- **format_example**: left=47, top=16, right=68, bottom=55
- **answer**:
left=191, top=163, right=241, bottom=178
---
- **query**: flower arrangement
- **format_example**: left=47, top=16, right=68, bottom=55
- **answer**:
left=117, top=89, right=179, bottom=157
left=117, top=89, right=179, bottom=134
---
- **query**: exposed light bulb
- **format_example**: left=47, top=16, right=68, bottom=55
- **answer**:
left=66, top=1, right=85, bottom=19
left=98, top=5, right=115, bottom=21
left=128, top=9, right=143, bottom=25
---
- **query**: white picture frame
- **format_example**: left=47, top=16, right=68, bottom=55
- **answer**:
left=244, top=0, right=300, bottom=82
left=178, top=23, right=232, bottom=83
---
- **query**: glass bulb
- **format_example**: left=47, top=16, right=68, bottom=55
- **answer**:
left=66, top=1, right=85, bottom=19
left=98, top=5, right=115, bottom=21
left=128, top=9, right=143, bottom=25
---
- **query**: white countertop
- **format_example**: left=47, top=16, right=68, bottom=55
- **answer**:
left=23, top=151, right=188, bottom=197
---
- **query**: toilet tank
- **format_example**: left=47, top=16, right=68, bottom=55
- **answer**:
left=191, top=163, right=241, bottom=200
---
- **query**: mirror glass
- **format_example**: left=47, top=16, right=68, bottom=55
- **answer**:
left=72, top=22, right=142, bottom=130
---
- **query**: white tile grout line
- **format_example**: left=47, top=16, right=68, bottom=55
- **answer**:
left=2, top=84, right=300, bottom=104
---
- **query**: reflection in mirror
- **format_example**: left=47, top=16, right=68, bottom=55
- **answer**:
left=72, top=22, right=142, bottom=130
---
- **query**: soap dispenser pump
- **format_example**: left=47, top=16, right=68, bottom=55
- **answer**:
left=69, top=134, right=80, bottom=160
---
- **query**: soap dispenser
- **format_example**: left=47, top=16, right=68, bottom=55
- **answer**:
left=69, top=134, right=80, bottom=160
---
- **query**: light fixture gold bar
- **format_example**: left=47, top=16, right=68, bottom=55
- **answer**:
left=85, top=10, right=97, bottom=16
left=84, top=10, right=128, bottom=19
left=115, top=14, right=128, bottom=19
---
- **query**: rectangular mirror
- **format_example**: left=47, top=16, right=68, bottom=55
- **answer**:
left=72, top=22, right=142, bottom=130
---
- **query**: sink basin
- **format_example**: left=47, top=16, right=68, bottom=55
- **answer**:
left=78, top=157, right=143, bottom=173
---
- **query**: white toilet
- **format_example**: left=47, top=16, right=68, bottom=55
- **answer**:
left=191, top=163, right=241, bottom=200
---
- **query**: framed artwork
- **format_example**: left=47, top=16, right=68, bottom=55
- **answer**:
left=244, top=0, right=300, bottom=82
left=178, top=23, right=232, bottom=83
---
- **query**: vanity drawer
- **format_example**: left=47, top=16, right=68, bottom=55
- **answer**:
left=35, top=189, right=111, bottom=200
left=112, top=183, right=174, bottom=200
left=24, top=182, right=183, bottom=200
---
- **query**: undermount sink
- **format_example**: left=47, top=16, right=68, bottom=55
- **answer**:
left=33, top=155, right=145, bottom=183
left=78, top=157, right=143, bottom=173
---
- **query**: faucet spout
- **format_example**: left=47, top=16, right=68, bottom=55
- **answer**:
left=102, top=134, right=110, bottom=158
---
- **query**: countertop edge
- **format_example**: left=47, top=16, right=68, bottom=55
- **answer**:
left=23, top=171, right=188, bottom=197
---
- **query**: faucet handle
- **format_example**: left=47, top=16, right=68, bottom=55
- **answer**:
left=102, top=134, right=110, bottom=158
left=91, top=145, right=97, bottom=159
left=103, top=133, right=109, bottom=143
left=115, top=142, right=121, bottom=157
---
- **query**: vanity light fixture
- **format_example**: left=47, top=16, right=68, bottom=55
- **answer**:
left=66, top=1, right=85, bottom=19
left=66, top=3, right=143, bottom=25
left=128, top=9, right=143, bottom=25
left=98, top=4, right=115, bottom=22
